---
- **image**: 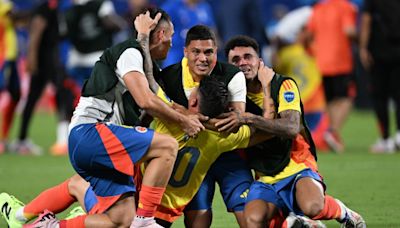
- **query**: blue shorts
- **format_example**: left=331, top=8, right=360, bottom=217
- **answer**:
left=69, top=123, right=154, bottom=198
left=185, top=151, right=253, bottom=212
left=246, top=169, right=324, bottom=215
left=0, top=61, right=20, bottom=96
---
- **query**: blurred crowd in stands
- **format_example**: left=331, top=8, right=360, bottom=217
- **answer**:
left=1, top=0, right=399, bottom=155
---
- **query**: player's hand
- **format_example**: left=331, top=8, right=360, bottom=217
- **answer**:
left=359, top=47, right=373, bottom=70
left=171, top=102, right=191, bottom=115
left=214, top=110, right=243, bottom=133
left=257, top=61, right=274, bottom=87
left=134, top=11, right=161, bottom=35
left=26, top=53, right=37, bottom=74
left=180, top=115, right=206, bottom=137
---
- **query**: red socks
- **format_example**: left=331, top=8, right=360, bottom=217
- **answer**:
left=312, top=195, right=342, bottom=220
left=1, top=100, right=17, bottom=139
left=24, top=179, right=75, bottom=216
left=59, top=215, right=86, bottom=228
left=136, top=185, right=165, bottom=217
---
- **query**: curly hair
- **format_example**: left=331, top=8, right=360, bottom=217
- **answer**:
left=224, top=35, right=260, bottom=58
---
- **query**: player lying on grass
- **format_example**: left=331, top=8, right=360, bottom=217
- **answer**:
left=0, top=76, right=275, bottom=228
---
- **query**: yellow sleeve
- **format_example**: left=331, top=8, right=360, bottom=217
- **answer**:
left=156, top=87, right=173, bottom=106
left=219, top=125, right=251, bottom=152
left=277, top=79, right=301, bottom=113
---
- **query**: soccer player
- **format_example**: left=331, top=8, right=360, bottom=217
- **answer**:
left=49, top=0, right=126, bottom=155
left=0, top=0, right=24, bottom=154
left=0, top=8, right=205, bottom=228
left=222, top=35, right=366, bottom=228
left=11, top=0, right=68, bottom=155
left=68, top=7, right=206, bottom=228
left=155, top=25, right=252, bottom=228
left=359, top=0, right=400, bottom=153
left=306, top=0, right=358, bottom=152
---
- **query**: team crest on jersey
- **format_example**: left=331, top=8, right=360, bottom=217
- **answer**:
left=135, top=126, right=148, bottom=133
left=284, top=91, right=295, bottom=102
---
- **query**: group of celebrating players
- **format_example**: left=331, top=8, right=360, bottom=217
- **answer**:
left=0, top=7, right=366, bottom=228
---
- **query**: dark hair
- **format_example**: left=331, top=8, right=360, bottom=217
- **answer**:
left=198, top=77, right=229, bottom=118
left=224, top=35, right=260, bottom=58
left=140, top=7, right=171, bottom=38
left=185, top=25, right=216, bottom=47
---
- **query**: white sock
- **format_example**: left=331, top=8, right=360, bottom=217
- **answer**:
left=15, top=207, right=28, bottom=222
left=56, top=121, right=69, bottom=144
left=395, top=131, right=400, bottom=141
left=339, top=203, right=348, bottom=221
left=133, top=216, right=156, bottom=225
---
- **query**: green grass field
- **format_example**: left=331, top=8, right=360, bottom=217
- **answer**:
left=0, top=110, right=399, bottom=227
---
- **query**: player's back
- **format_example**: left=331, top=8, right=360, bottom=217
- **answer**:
left=151, top=119, right=251, bottom=222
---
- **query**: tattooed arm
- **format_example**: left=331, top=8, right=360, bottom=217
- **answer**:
left=137, top=33, right=159, bottom=93
left=239, top=110, right=301, bottom=139
left=134, top=11, right=161, bottom=93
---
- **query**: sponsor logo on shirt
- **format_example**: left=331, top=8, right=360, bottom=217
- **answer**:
left=284, top=91, right=295, bottom=103
left=135, top=126, right=148, bottom=133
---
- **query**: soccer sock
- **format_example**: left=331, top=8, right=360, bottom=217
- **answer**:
left=24, top=179, right=75, bottom=219
left=136, top=185, right=165, bottom=217
left=56, top=121, right=69, bottom=144
left=312, top=195, right=343, bottom=221
left=1, top=100, right=18, bottom=139
left=59, top=215, right=86, bottom=228
left=269, top=211, right=286, bottom=228
left=15, top=208, right=28, bottom=223
left=132, top=216, right=157, bottom=226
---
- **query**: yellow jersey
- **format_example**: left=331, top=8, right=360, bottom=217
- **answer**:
left=0, top=1, right=17, bottom=60
left=150, top=118, right=251, bottom=222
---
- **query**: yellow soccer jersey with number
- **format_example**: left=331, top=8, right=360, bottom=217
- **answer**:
left=150, top=81, right=251, bottom=222
left=148, top=109, right=251, bottom=222
left=149, top=118, right=251, bottom=222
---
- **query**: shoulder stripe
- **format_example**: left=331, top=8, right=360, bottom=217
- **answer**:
left=284, top=80, right=293, bottom=90
left=282, top=81, right=289, bottom=90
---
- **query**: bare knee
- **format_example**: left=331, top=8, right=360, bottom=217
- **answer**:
left=302, top=200, right=324, bottom=218
left=159, top=136, right=178, bottom=164
left=68, top=174, right=89, bottom=197
left=245, top=213, right=266, bottom=227
left=107, top=195, right=136, bottom=227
